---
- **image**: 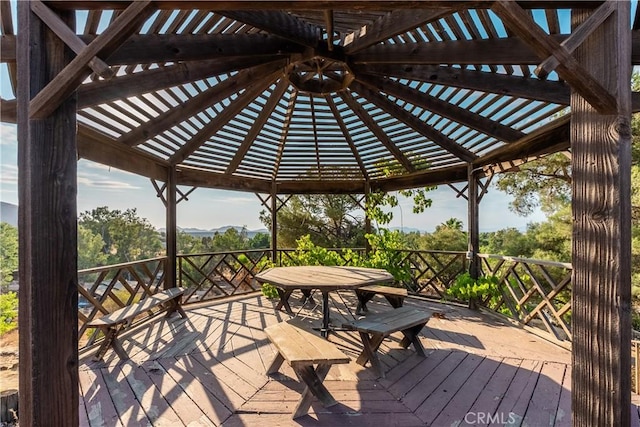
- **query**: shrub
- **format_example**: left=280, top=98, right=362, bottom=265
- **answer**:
left=0, top=292, right=18, bottom=335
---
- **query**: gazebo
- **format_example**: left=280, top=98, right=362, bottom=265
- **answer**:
left=0, top=1, right=633, bottom=425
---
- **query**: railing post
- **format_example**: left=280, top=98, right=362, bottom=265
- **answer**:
left=165, top=167, right=177, bottom=289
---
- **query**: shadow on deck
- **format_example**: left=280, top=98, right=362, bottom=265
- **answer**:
left=77, top=292, right=631, bottom=426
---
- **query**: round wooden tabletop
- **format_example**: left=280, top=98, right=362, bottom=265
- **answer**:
left=254, top=265, right=394, bottom=291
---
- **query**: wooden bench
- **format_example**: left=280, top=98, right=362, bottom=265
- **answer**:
left=264, top=321, right=350, bottom=419
left=355, top=284, right=408, bottom=315
left=342, top=306, right=431, bottom=378
left=88, top=287, right=187, bottom=362
left=274, top=288, right=315, bottom=315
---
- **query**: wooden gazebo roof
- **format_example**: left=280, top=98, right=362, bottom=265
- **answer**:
left=2, top=1, right=621, bottom=194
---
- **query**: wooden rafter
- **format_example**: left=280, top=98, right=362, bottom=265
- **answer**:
left=356, top=74, right=525, bottom=142
left=325, top=95, right=369, bottom=179
left=535, top=1, right=615, bottom=79
left=226, top=78, right=290, bottom=175
left=219, top=10, right=321, bottom=48
left=324, top=10, right=334, bottom=51
left=338, top=90, right=417, bottom=173
left=79, top=57, right=282, bottom=108
left=31, top=0, right=113, bottom=79
left=117, top=61, right=285, bottom=147
left=273, top=90, right=298, bottom=180
left=492, top=0, right=617, bottom=114
left=310, top=96, right=322, bottom=177
left=28, top=0, right=155, bottom=119
left=0, top=1, right=17, bottom=93
left=357, top=64, right=571, bottom=105
left=350, top=81, right=477, bottom=163
left=344, top=9, right=454, bottom=54
left=170, top=71, right=281, bottom=165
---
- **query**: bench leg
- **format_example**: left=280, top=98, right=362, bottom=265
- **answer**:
left=300, top=289, right=315, bottom=305
left=355, top=291, right=376, bottom=315
left=399, top=323, right=427, bottom=357
left=292, top=363, right=336, bottom=419
left=356, top=332, right=386, bottom=378
left=165, top=296, right=187, bottom=319
left=266, top=351, right=286, bottom=375
left=384, top=295, right=405, bottom=308
left=93, top=325, right=129, bottom=362
left=274, top=288, right=294, bottom=315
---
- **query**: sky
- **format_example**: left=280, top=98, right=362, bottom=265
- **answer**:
left=0, top=4, right=559, bottom=233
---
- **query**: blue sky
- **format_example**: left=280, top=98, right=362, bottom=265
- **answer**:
left=0, top=5, right=559, bottom=232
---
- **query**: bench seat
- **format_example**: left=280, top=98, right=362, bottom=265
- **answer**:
left=88, top=287, right=187, bottom=361
left=355, top=284, right=408, bottom=314
left=265, top=321, right=350, bottom=419
left=343, top=306, right=431, bottom=378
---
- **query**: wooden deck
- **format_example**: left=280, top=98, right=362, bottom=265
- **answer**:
left=77, top=291, right=633, bottom=426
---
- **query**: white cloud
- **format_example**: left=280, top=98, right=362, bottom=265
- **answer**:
left=0, top=163, right=17, bottom=185
left=77, top=172, right=141, bottom=191
left=0, top=123, right=17, bottom=146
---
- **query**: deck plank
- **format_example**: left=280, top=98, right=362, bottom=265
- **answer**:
left=79, top=294, right=630, bottom=427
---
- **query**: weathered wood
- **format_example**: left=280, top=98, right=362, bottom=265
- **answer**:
left=17, top=3, right=78, bottom=425
left=467, top=164, right=480, bottom=310
left=165, top=170, right=177, bottom=290
left=356, top=74, right=525, bottom=142
left=0, top=390, right=18, bottom=424
left=0, top=2, right=17, bottom=93
left=570, top=2, right=632, bottom=426
left=325, top=95, right=368, bottom=178
left=355, top=284, right=408, bottom=314
left=492, top=0, right=617, bottom=115
left=28, top=1, right=155, bottom=119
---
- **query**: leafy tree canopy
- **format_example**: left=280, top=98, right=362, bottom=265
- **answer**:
left=0, top=222, right=18, bottom=286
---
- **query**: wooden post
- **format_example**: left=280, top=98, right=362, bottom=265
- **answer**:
left=17, top=2, right=79, bottom=425
left=165, top=168, right=177, bottom=289
left=271, top=184, right=278, bottom=264
left=467, top=164, right=480, bottom=310
left=571, top=3, right=631, bottom=426
left=364, top=181, right=372, bottom=254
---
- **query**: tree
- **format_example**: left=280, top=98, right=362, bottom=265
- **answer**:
left=0, top=222, right=18, bottom=287
left=77, top=225, right=108, bottom=269
left=249, top=232, right=270, bottom=249
left=481, top=228, right=533, bottom=257
left=78, top=206, right=162, bottom=264
left=177, top=230, right=205, bottom=254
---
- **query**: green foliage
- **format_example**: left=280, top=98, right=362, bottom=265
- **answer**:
left=361, top=229, right=412, bottom=284
left=447, top=273, right=500, bottom=302
left=78, top=225, right=108, bottom=269
left=78, top=206, right=162, bottom=264
left=0, top=222, right=18, bottom=287
left=282, top=235, right=344, bottom=266
left=0, top=292, right=18, bottom=335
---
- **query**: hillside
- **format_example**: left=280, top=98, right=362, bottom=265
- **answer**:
left=0, top=202, right=18, bottom=227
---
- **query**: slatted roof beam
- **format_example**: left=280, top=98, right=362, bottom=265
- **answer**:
left=170, top=70, right=282, bottom=165
left=350, top=81, right=477, bottom=163
left=117, top=61, right=286, bottom=147
left=492, top=0, right=617, bottom=114
left=28, top=0, right=155, bottom=119
left=272, top=90, right=298, bottom=180
left=356, top=73, right=525, bottom=142
left=226, top=79, right=290, bottom=175
left=325, top=95, right=369, bottom=179
left=338, top=91, right=416, bottom=173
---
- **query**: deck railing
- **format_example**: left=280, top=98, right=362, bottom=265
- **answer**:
left=76, top=249, right=574, bottom=351
left=633, top=340, right=640, bottom=394
left=77, top=257, right=167, bottom=349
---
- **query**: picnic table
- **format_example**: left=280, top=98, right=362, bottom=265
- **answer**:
left=254, top=266, right=394, bottom=337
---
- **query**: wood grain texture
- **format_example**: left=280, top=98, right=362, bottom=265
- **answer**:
left=570, top=3, right=632, bottom=426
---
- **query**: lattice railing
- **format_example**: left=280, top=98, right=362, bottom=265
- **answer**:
left=398, top=250, right=468, bottom=297
left=77, top=257, right=167, bottom=349
left=479, top=254, right=573, bottom=341
left=177, top=249, right=272, bottom=303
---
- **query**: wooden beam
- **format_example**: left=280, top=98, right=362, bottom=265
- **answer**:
left=356, top=73, right=525, bottom=142
left=356, top=64, right=571, bottom=105
left=338, top=90, right=417, bottom=172
left=219, top=10, right=321, bottom=48
left=170, top=71, right=281, bottom=165
left=492, top=0, right=618, bottom=114
left=41, top=1, right=606, bottom=11
left=352, top=35, right=570, bottom=65
left=344, top=9, right=454, bottom=54
left=31, top=0, right=113, bottom=79
left=0, top=2, right=17, bottom=94
left=571, top=3, right=631, bottom=426
left=272, top=90, right=298, bottom=179
left=76, top=125, right=168, bottom=181
left=17, top=3, right=78, bottom=425
left=350, top=80, right=478, bottom=163
left=226, top=78, right=290, bottom=175
left=117, top=61, right=285, bottom=147
left=324, top=10, right=334, bottom=51
left=28, top=1, right=155, bottom=119
left=79, top=57, right=282, bottom=108
left=325, top=95, right=369, bottom=179
left=535, top=0, right=615, bottom=79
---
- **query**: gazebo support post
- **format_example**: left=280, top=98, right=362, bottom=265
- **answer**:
left=165, top=168, right=177, bottom=289
left=17, top=2, right=79, bottom=425
left=364, top=181, right=372, bottom=254
left=467, top=164, right=480, bottom=310
left=571, top=3, right=631, bottom=426
left=271, top=184, right=278, bottom=264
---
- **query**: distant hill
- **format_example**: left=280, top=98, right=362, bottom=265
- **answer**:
left=0, top=202, right=18, bottom=227
left=159, top=225, right=269, bottom=239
